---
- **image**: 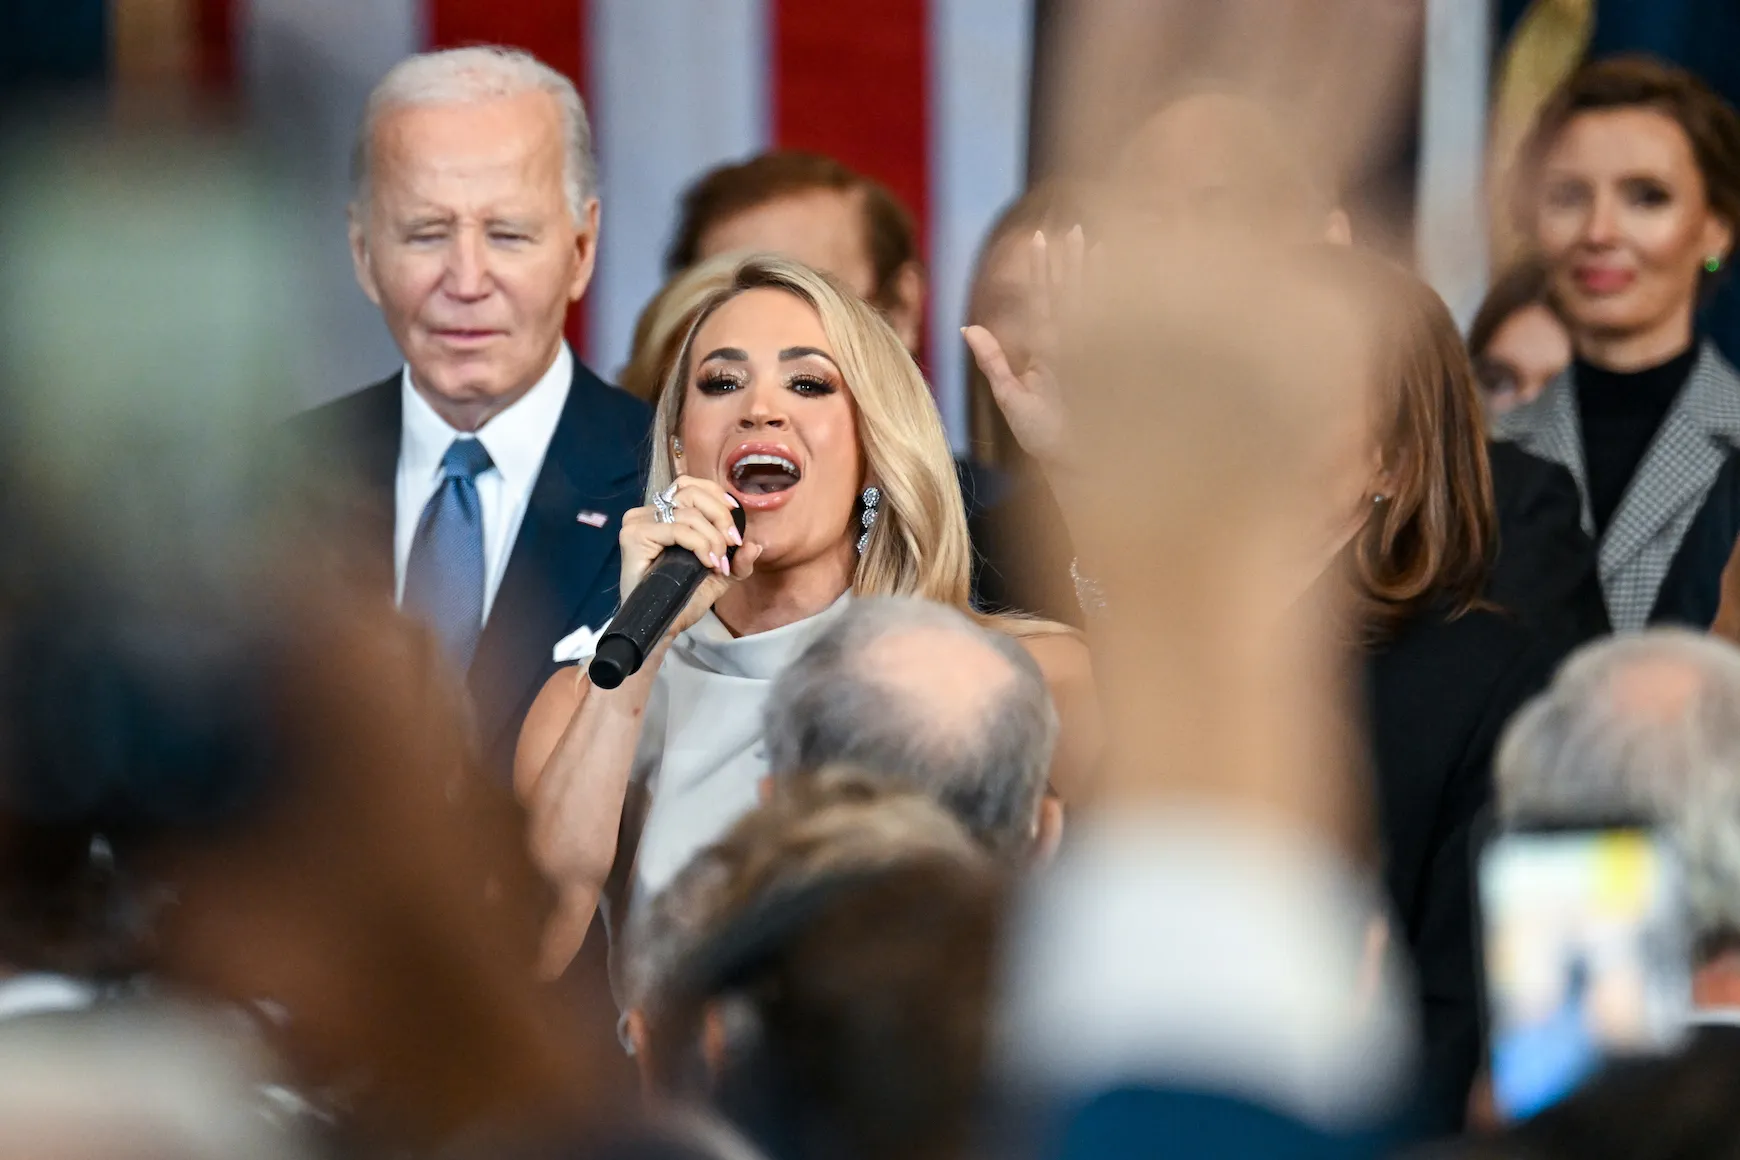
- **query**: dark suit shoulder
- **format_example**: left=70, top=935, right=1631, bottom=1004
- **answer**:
left=566, top=361, right=653, bottom=445
left=1654, top=448, right=1740, bottom=628
left=1372, top=605, right=1544, bottom=696
left=1488, top=440, right=1573, bottom=511
left=284, top=374, right=400, bottom=441
left=1485, top=439, right=1608, bottom=647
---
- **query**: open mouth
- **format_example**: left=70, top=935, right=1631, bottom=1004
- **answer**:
left=729, top=451, right=802, bottom=496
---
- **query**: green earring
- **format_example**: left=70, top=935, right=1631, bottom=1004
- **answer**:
left=1707, top=255, right=1724, bottom=274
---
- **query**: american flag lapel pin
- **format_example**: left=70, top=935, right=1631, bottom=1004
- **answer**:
left=576, top=510, right=610, bottom=528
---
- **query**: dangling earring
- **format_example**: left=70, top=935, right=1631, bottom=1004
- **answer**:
left=672, top=436, right=684, bottom=461
left=856, top=486, right=881, bottom=553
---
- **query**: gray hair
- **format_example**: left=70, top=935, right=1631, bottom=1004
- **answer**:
left=1495, top=629, right=1740, bottom=951
left=762, top=597, right=1058, bottom=857
left=351, top=46, right=596, bottom=221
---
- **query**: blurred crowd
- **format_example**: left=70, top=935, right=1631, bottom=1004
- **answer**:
left=11, top=3, right=1740, bottom=1159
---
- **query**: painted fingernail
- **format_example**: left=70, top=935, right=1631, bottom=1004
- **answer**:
left=707, top=553, right=720, bottom=571
left=728, top=526, right=743, bottom=546
left=725, top=494, right=740, bottom=508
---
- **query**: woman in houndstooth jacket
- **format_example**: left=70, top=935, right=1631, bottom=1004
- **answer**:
left=1493, top=57, right=1740, bottom=631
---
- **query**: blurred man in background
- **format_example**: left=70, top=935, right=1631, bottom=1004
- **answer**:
left=620, top=772, right=993, bottom=1160
left=665, top=151, right=926, bottom=355
left=761, top=596, right=1064, bottom=860
left=292, top=46, right=650, bottom=777
left=1496, top=629, right=1740, bottom=1014
left=1462, top=629, right=1740, bottom=1155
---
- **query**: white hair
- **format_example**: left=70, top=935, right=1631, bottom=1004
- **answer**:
left=1495, top=629, right=1740, bottom=951
left=351, top=46, right=596, bottom=221
left=762, top=597, right=1058, bottom=857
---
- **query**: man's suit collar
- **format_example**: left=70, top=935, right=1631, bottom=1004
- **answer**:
left=466, top=359, right=647, bottom=762
left=397, top=344, right=575, bottom=500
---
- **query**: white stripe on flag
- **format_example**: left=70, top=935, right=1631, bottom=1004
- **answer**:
left=243, top=0, right=422, bottom=408
left=1417, top=0, right=1491, bottom=331
left=587, top=0, right=772, bottom=379
left=928, top=0, right=1034, bottom=452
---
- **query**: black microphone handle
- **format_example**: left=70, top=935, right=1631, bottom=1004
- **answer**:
left=589, top=504, right=747, bottom=690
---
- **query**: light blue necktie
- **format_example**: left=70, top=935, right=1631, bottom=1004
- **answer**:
left=403, top=438, right=494, bottom=671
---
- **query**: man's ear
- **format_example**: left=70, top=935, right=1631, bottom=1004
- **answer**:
left=884, top=260, right=927, bottom=357
left=569, top=198, right=602, bottom=303
left=1033, top=795, right=1065, bottom=864
left=349, top=211, right=382, bottom=306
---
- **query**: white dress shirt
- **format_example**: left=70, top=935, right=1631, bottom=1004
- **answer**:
left=394, top=344, right=573, bottom=623
left=999, top=811, right=1417, bottom=1130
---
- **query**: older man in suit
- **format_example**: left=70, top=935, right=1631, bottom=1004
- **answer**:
left=293, top=46, right=650, bottom=776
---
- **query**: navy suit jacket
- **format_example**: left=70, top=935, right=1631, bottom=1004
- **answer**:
left=289, top=361, right=652, bottom=775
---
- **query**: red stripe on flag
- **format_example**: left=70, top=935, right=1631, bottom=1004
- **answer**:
left=772, top=0, right=931, bottom=260
left=426, top=0, right=593, bottom=357
left=192, top=0, right=238, bottom=92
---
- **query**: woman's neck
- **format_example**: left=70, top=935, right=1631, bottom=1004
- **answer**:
left=1574, top=310, right=1696, bottom=372
left=712, top=546, right=857, bottom=638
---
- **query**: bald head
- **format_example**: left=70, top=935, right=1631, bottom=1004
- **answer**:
left=1112, top=90, right=1347, bottom=244
left=1604, top=655, right=1706, bottom=728
left=762, top=598, right=1058, bottom=856
left=859, top=624, right=1020, bottom=746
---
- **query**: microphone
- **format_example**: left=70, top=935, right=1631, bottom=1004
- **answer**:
left=589, top=503, right=747, bottom=690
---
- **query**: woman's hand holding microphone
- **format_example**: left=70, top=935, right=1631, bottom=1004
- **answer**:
left=615, top=475, right=763, bottom=649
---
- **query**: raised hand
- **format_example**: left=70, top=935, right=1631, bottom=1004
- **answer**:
left=961, top=225, right=1084, bottom=473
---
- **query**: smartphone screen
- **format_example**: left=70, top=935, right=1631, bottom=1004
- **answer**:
left=1478, top=826, right=1691, bottom=1122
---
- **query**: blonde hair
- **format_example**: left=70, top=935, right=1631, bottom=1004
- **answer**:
left=650, top=255, right=976, bottom=607
left=618, top=253, right=741, bottom=405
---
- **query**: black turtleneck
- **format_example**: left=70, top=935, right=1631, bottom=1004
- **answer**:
left=1576, top=344, right=1700, bottom=535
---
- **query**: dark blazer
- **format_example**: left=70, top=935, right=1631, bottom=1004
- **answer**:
left=288, top=363, right=651, bottom=775
left=1364, top=607, right=1557, bottom=1138
left=1487, top=442, right=1609, bottom=649
left=1652, top=447, right=1740, bottom=629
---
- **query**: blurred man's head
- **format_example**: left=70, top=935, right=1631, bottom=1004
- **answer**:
left=1496, top=630, right=1740, bottom=1003
left=625, top=773, right=986, bottom=1103
left=348, top=47, right=599, bottom=431
left=665, top=151, right=926, bottom=353
left=761, top=598, right=1060, bottom=859
left=700, top=856, right=1000, bottom=1160
left=1112, top=89, right=1352, bottom=245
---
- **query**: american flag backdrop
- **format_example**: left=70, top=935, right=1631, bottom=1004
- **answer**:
left=185, top=0, right=1036, bottom=448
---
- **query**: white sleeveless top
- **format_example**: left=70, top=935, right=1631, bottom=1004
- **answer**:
left=596, top=594, right=852, bottom=913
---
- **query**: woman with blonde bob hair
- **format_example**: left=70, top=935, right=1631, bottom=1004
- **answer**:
left=516, top=256, right=1088, bottom=976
